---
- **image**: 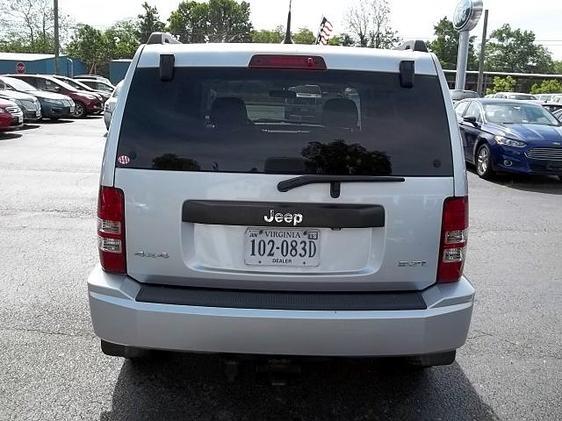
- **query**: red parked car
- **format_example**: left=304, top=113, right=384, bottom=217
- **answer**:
left=9, top=74, right=103, bottom=118
left=0, top=98, right=24, bottom=131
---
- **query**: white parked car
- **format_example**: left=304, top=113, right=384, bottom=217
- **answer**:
left=103, top=81, right=123, bottom=130
left=88, top=34, right=474, bottom=368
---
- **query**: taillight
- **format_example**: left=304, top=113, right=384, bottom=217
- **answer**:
left=249, top=55, right=327, bottom=70
left=437, top=197, right=468, bottom=283
left=97, top=186, right=126, bottom=273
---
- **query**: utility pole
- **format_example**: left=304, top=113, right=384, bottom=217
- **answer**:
left=476, top=9, right=489, bottom=95
left=54, top=0, right=60, bottom=74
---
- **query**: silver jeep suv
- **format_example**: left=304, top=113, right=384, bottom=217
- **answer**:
left=88, top=34, right=473, bottom=367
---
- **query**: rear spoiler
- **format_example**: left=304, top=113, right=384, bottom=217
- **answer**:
left=394, top=40, right=428, bottom=53
left=146, top=32, right=181, bottom=45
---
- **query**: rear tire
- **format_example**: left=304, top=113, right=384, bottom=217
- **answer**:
left=475, top=143, right=494, bottom=179
left=100, top=339, right=152, bottom=360
left=405, top=350, right=456, bottom=368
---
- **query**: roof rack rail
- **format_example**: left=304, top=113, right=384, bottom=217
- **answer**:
left=394, top=40, right=428, bottom=53
left=146, top=32, right=181, bottom=45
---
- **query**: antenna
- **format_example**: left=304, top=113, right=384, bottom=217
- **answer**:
left=283, top=0, right=293, bottom=44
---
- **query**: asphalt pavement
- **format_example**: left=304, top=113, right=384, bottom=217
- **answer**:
left=0, top=118, right=560, bottom=420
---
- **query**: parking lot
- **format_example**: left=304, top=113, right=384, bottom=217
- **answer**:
left=0, top=117, right=560, bottom=420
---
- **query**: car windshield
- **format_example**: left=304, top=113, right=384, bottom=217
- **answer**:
left=63, top=78, right=91, bottom=91
left=506, top=94, right=537, bottom=100
left=96, top=82, right=115, bottom=93
left=451, top=90, right=478, bottom=100
left=1, top=76, right=36, bottom=92
left=484, top=103, right=560, bottom=126
left=117, top=67, right=453, bottom=176
left=51, top=78, right=78, bottom=92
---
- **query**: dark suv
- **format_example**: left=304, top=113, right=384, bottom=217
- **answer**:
left=9, top=74, right=103, bottom=118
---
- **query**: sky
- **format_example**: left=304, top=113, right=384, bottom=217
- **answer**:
left=59, top=0, right=562, bottom=60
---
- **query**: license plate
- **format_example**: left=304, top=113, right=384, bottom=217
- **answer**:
left=244, top=228, right=320, bottom=267
left=70, top=106, right=75, bottom=113
left=17, top=116, right=23, bottom=124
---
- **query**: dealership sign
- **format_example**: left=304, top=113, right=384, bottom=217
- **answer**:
left=453, top=0, right=483, bottom=32
left=16, top=62, right=26, bottom=74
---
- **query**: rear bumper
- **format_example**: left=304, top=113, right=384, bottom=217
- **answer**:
left=88, top=266, right=475, bottom=357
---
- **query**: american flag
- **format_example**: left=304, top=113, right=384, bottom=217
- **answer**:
left=316, top=17, right=333, bottom=45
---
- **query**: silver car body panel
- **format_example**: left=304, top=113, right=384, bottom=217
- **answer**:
left=91, top=43, right=473, bottom=356
left=89, top=266, right=474, bottom=356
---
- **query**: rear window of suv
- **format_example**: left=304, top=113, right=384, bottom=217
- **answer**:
left=117, top=67, right=452, bottom=176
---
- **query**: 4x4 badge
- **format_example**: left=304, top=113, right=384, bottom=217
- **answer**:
left=134, top=251, right=169, bottom=258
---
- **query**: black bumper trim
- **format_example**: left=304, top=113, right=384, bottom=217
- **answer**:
left=135, top=284, right=427, bottom=311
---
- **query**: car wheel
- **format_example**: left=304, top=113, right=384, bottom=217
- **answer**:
left=73, top=102, right=87, bottom=118
left=100, top=339, right=152, bottom=360
left=476, top=143, right=494, bottom=179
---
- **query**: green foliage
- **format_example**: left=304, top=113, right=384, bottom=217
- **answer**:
left=0, top=0, right=72, bottom=54
left=169, top=0, right=252, bottom=43
left=486, top=24, right=553, bottom=73
left=105, top=20, right=141, bottom=59
left=65, top=20, right=140, bottom=75
left=552, top=61, right=562, bottom=74
left=328, top=33, right=355, bottom=47
left=292, top=28, right=316, bottom=45
left=369, top=27, right=400, bottom=49
left=530, top=79, right=562, bottom=94
left=486, top=76, right=517, bottom=95
left=65, top=25, right=107, bottom=73
left=251, top=27, right=284, bottom=43
left=428, top=17, right=478, bottom=70
left=137, top=2, right=165, bottom=43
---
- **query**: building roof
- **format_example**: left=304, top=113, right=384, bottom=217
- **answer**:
left=0, top=52, right=66, bottom=62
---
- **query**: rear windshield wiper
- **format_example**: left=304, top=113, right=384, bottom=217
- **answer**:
left=277, top=175, right=405, bottom=198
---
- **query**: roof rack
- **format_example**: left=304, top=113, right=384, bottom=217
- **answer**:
left=394, top=40, right=428, bottom=53
left=146, top=32, right=181, bottom=45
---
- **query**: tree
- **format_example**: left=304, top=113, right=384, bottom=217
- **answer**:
left=486, top=76, right=516, bottom=95
left=345, top=0, right=399, bottom=48
left=206, top=0, right=252, bottom=42
left=553, top=61, right=562, bottom=74
left=106, top=20, right=141, bottom=59
left=486, top=24, right=553, bottom=73
left=65, top=25, right=107, bottom=74
left=168, top=1, right=208, bottom=43
left=428, top=17, right=477, bottom=70
left=293, top=28, right=315, bottom=45
left=251, top=27, right=284, bottom=43
left=530, top=79, right=562, bottom=94
left=328, top=33, right=355, bottom=47
left=0, top=0, right=73, bottom=53
left=137, top=2, right=165, bottom=43
left=168, top=0, right=252, bottom=43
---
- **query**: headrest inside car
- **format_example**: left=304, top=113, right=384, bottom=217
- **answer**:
left=210, top=97, right=250, bottom=129
left=322, top=98, right=358, bottom=129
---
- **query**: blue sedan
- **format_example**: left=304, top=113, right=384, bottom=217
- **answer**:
left=454, top=98, right=562, bottom=179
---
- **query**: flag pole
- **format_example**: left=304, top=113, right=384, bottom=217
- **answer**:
left=283, top=0, right=293, bottom=44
